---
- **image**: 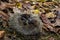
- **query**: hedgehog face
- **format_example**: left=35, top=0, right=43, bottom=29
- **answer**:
left=18, top=14, right=38, bottom=29
left=9, top=13, right=42, bottom=35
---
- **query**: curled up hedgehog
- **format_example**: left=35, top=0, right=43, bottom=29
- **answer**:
left=8, top=12, right=43, bottom=40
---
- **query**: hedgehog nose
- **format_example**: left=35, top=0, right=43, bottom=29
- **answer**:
left=28, top=19, right=34, bottom=24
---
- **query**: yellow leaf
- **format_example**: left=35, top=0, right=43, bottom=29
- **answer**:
left=33, top=9, right=40, bottom=14
left=16, top=2, right=22, bottom=9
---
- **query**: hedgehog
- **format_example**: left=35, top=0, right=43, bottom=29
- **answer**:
left=8, top=13, right=43, bottom=40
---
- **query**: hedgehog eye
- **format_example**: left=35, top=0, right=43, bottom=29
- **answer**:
left=21, top=17, right=24, bottom=20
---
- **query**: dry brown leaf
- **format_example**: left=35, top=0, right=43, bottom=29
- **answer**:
left=0, top=31, right=5, bottom=38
